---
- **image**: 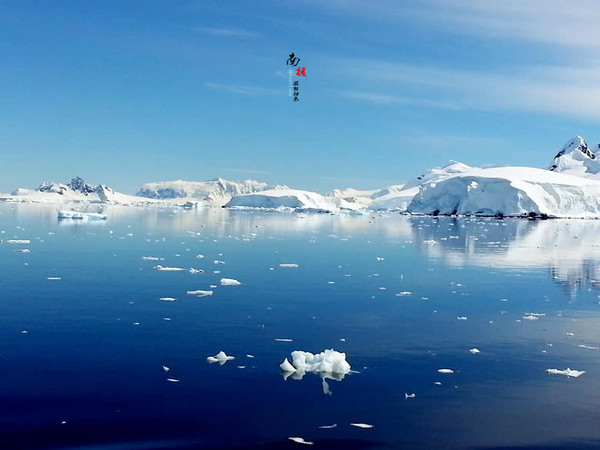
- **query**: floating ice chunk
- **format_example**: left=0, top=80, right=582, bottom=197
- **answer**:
left=469, top=348, right=481, bottom=354
left=188, top=268, right=204, bottom=274
left=396, top=291, right=412, bottom=296
left=220, top=278, right=241, bottom=285
left=423, top=240, right=437, bottom=245
left=6, top=239, right=31, bottom=244
left=47, top=277, right=61, bottom=281
left=162, top=366, right=170, bottom=372
left=154, top=265, right=185, bottom=271
left=159, top=297, right=176, bottom=302
left=376, top=257, right=384, bottom=261
left=280, top=358, right=296, bottom=372
left=438, top=369, right=454, bottom=374
left=207, top=351, right=235, bottom=365
left=15, top=249, right=30, bottom=253
left=275, top=338, right=293, bottom=342
left=566, top=332, right=575, bottom=336
left=213, top=260, right=226, bottom=265
left=246, top=354, right=255, bottom=358
left=133, top=322, right=140, bottom=326
left=327, top=281, right=335, bottom=284
left=318, top=424, right=337, bottom=429
left=142, top=256, right=164, bottom=261
left=457, top=316, right=468, bottom=320
left=434, top=381, right=442, bottom=385
left=281, top=349, right=351, bottom=379
left=186, top=290, right=213, bottom=297
left=20, top=330, right=28, bottom=334
left=523, top=315, right=539, bottom=320
left=280, top=263, right=299, bottom=268
left=196, top=254, right=204, bottom=259
left=578, top=344, right=599, bottom=350
left=350, top=423, right=374, bottom=429
left=166, top=378, right=180, bottom=382
left=288, top=437, right=314, bottom=445
left=405, top=393, right=416, bottom=399
left=546, top=368, right=585, bottom=378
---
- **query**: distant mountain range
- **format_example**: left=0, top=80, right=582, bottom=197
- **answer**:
left=3, top=136, right=600, bottom=218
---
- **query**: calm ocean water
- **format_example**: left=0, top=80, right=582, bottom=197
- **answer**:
left=0, top=204, right=599, bottom=449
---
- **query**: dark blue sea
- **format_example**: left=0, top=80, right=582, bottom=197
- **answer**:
left=1, top=204, right=599, bottom=450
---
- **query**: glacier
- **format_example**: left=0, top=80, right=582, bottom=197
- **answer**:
left=4, top=136, right=600, bottom=218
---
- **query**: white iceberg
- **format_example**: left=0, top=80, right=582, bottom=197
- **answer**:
left=207, top=351, right=235, bottom=365
left=220, top=278, right=241, bottom=286
left=546, top=368, right=585, bottom=378
left=58, top=210, right=107, bottom=220
left=6, top=239, right=31, bottom=244
left=349, top=423, right=374, bottom=429
left=186, top=290, right=213, bottom=297
left=437, top=368, right=454, bottom=374
left=280, top=349, right=351, bottom=393
left=225, top=189, right=361, bottom=212
left=279, top=263, right=299, bottom=268
left=154, top=265, right=185, bottom=272
left=288, top=437, right=314, bottom=445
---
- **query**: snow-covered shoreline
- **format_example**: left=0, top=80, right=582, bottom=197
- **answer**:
left=5, top=136, right=600, bottom=218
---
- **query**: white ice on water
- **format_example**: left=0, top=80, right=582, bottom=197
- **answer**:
left=207, top=351, right=235, bottom=365
left=288, top=437, right=314, bottom=445
left=154, top=265, right=185, bottom=272
left=546, top=368, right=585, bottom=378
left=220, top=278, right=241, bottom=286
left=186, top=290, right=213, bottom=297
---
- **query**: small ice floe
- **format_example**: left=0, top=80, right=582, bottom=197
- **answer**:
left=186, top=290, right=213, bottom=297
left=166, top=378, right=180, bottom=383
left=396, top=291, right=412, bottom=296
left=437, top=368, right=454, bottom=374
left=196, top=254, right=204, bottom=259
left=275, top=338, right=293, bottom=342
left=318, top=424, right=337, bottom=429
left=188, top=268, right=204, bottom=274
left=159, top=297, right=177, bottom=302
left=327, top=281, right=335, bottom=285
left=288, top=437, right=314, bottom=445
left=280, top=349, right=351, bottom=394
left=546, top=368, right=585, bottom=378
left=47, top=277, right=61, bottom=281
left=280, top=263, right=299, bottom=268
left=154, top=265, right=185, bottom=271
left=423, top=240, right=437, bottom=245
left=350, top=423, right=374, bottom=429
left=375, top=257, right=384, bottom=261
left=6, top=239, right=31, bottom=244
left=246, top=354, right=255, bottom=358
left=523, top=315, right=538, bottom=321
left=133, top=322, right=140, bottom=326
left=142, top=256, right=163, bottom=261
left=61, top=421, right=67, bottom=425
left=213, top=260, right=226, bottom=265
left=469, top=348, right=481, bottom=354
left=163, top=317, right=171, bottom=321
left=578, top=344, right=599, bottom=350
left=434, top=381, right=442, bottom=385
left=15, top=249, right=30, bottom=253
left=220, top=278, right=241, bottom=286
left=566, top=332, right=575, bottom=336
left=457, top=316, right=468, bottom=320
left=20, top=330, right=28, bottom=334
left=207, top=351, right=235, bottom=365
left=405, top=393, right=416, bottom=399
left=162, top=366, right=170, bottom=372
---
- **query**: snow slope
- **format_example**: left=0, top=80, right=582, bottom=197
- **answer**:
left=328, top=185, right=405, bottom=208
left=407, top=166, right=600, bottom=218
left=225, top=189, right=361, bottom=212
left=549, top=136, right=600, bottom=179
left=371, top=161, right=471, bottom=211
left=3, top=177, right=169, bottom=206
left=137, top=178, right=287, bottom=205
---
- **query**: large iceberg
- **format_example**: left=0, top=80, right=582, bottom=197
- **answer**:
left=225, top=189, right=360, bottom=212
left=407, top=166, right=600, bottom=218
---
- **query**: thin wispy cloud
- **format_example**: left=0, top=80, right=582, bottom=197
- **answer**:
left=204, top=82, right=282, bottom=96
left=196, top=26, right=256, bottom=38
left=335, top=58, right=600, bottom=120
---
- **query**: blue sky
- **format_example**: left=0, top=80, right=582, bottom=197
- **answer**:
left=2, top=0, right=600, bottom=194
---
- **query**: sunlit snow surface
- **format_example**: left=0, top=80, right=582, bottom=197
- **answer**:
left=0, top=204, right=599, bottom=449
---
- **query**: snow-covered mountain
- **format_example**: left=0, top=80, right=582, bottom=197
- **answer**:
left=328, top=185, right=405, bottom=208
left=6, top=177, right=165, bottom=205
left=549, top=135, right=600, bottom=179
left=370, top=161, right=471, bottom=210
left=137, top=178, right=287, bottom=205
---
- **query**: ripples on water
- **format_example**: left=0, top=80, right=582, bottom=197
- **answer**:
left=0, top=204, right=599, bottom=449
